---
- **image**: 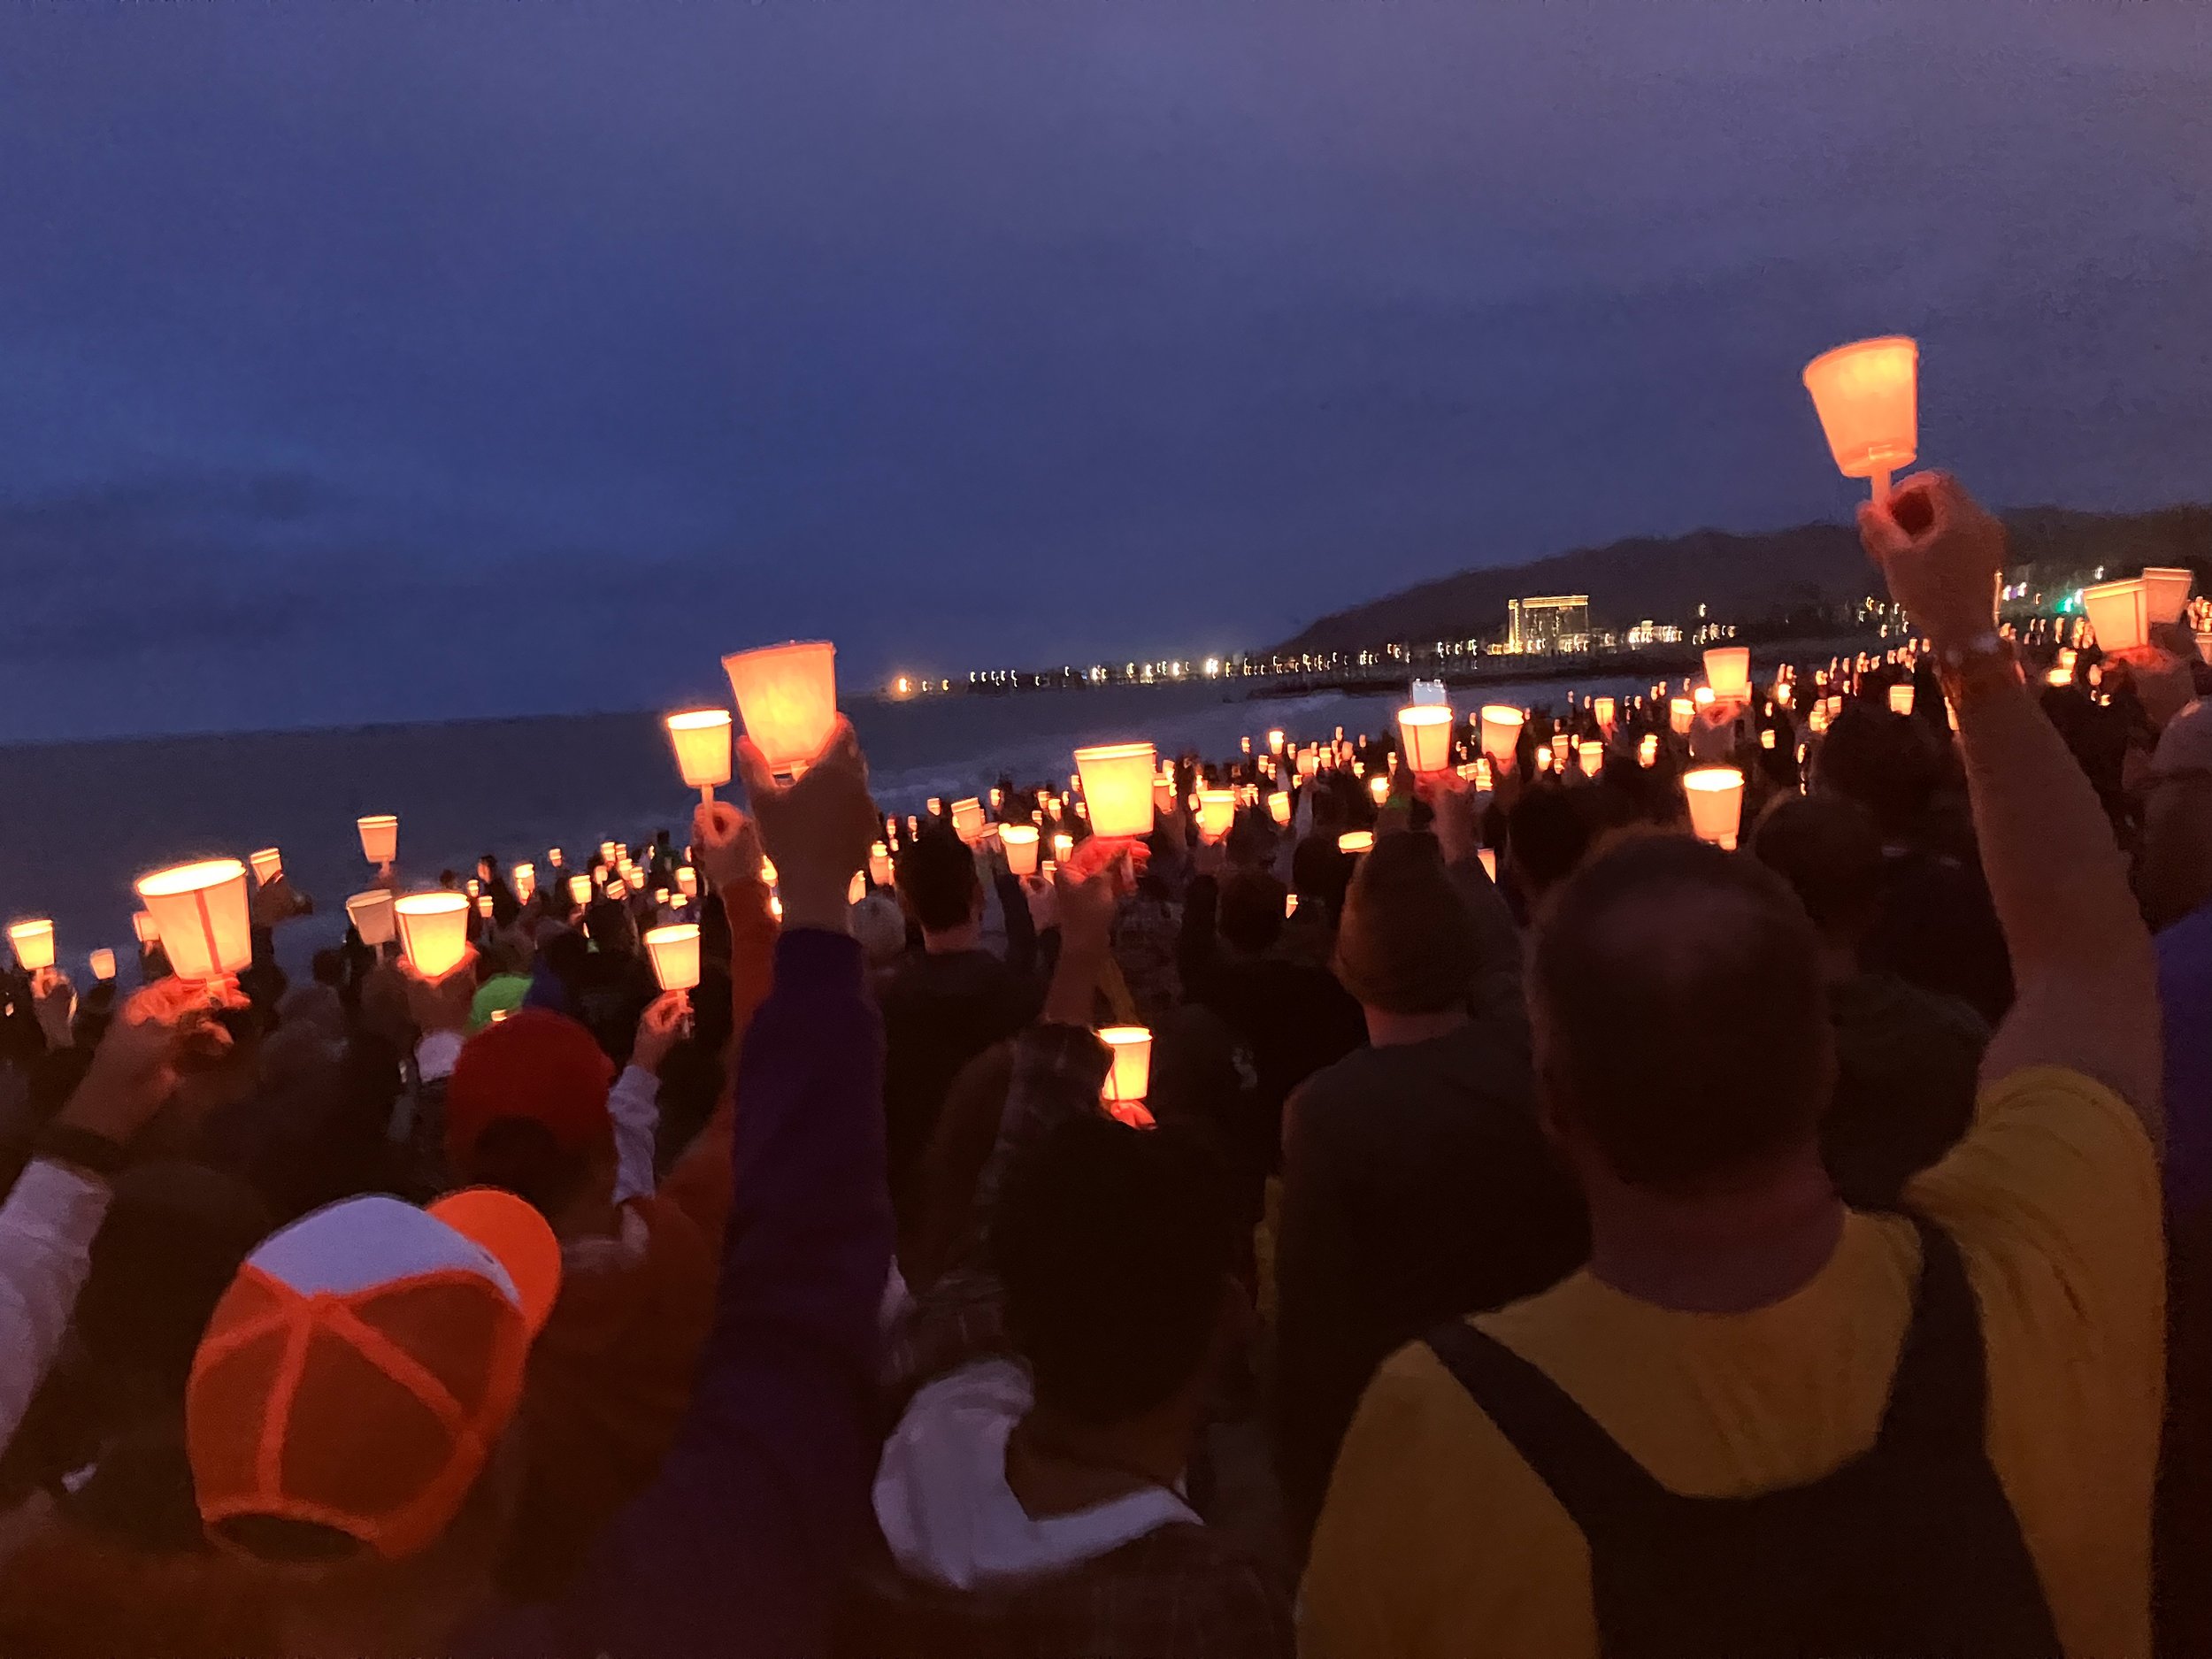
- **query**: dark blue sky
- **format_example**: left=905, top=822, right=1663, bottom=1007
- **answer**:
left=2, top=4, right=2207, bottom=741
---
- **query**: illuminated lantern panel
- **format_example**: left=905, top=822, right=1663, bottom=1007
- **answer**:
left=1801, top=336, right=1919, bottom=488
left=1683, top=767, right=1746, bottom=851
left=346, top=889, right=396, bottom=947
left=1396, top=705, right=1455, bottom=776
left=665, top=709, right=735, bottom=794
left=721, top=641, right=838, bottom=775
left=138, top=859, right=253, bottom=980
left=2081, top=579, right=2150, bottom=655
left=1072, top=742, right=1158, bottom=840
left=1703, top=647, right=1751, bottom=701
left=357, top=815, right=399, bottom=868
left=2143, top=567, right=2195, bottom=627
left=643, top=923, right=703, bottom=993
left=1889, top=683, right=1915, bottom=716
left=1338, top=830, right=1374, bottom=856
left=950, top=798, right=987, bottom=846
left=249, top=848, right=283, bottom=886
left=7, top=920, right=55, bottom=972
left=1268, top=792, right=1292, bottom=826
left=88, top=949, right=117, bottom=982
left=1098, top=1025, right=1153, bottom=1108
left=393, top=893, right=472, bottom=980
left=1479, top=706, right=1525, bottom=767
left=1001, top=824, right=1041, bottom=877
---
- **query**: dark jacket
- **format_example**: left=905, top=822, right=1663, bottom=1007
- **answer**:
left=1823, top=970, right=1986, bottom=1207
left=879, top=949, right=1039, bottom=1228
left=1271, top=1016, right=1588, bottom=1558
left=467, top=927, right=894, bottom=1659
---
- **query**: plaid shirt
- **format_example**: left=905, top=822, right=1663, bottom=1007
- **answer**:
left=838, top=1521, right=1293, bottom=1659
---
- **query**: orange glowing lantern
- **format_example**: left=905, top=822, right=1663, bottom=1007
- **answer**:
left=476, top=895, right=495, bottom=919
left=1683, top=767, right=1746, bottom=850
left=568, top=873, right=593, bottom=907
left=345, top=889, right=395, bottom=948
left=137, top=859, right=252, bottom=981
left=1053, top=833, right=1074, bottom=862
left=1197, top=790, right=1237, bottom=842
left=7, top=920, right=54, bottom=972
left=1773, top=680, right=1793, bottom=707
left=675, top=865, right=698, bottom=899
left=513, top=863, right=536, bottom=903
left=1703, top=647, right=1751, bottom=702
left=1268, top=792, right=1291, bottom=826
left=1072, top=742, right=1158, bottom=840
left=1639, top=733, right=1660, bottom=766
left=2082, top=579, right=2151, bottom=654
left=357, top=815, right=399, bottom=870
left=249, top=848, right=283, bottom=887
left=1478, top=848, right=1498, bottom=882
left=1801, top=335, right=1919, bottom=501
left=393, top=893, right=472, bottom=980
left=1268, top=729, right=1286, bottom=756
left=866, top=844, right=892, bottom=887
left=88, top=948, right=116, bottom=982
left=950, top=797, right=987, bottom=846
left=1099, top=1025, right=1153, bottom=1110
left=2145, top=567, right=2195, bottom=626
left=1593, top=695, right=1616, bottom=732
left=1152, top=775, right=1175, bottom=814
left=1578, top=740, right=1602, bottom=774
left=1367, top=774, right=1389, bottom=805
left=1479, top=706, right=1524, bottom=768
left=665, top=709, right=734, bottom=802
left=1338, top=830, right=1374, bottom=856
left=1396, top=705, right=1455, bottom=776
left=132, top=911, right=159, bottom=945
left=1001, top=824, right=1041, bottom=877
left=1670, top=698, right=1694, bottom=735
left=721, top=641, right=838, bottom=775
left=642, top=923, right=703, bottom=993
left=1889, top=682, right=1915, bottom=716
left=1551, top=733, right=1571, bottom=768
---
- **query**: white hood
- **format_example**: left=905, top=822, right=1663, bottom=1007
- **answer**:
left=872, top=1358, right=1199, bottom=1591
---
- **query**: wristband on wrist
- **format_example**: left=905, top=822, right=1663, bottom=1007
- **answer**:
left=1934, top=634, right=2019, bottom=708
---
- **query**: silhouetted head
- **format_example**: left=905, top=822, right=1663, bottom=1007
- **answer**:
left=1529, top=833, right=1832, bottom=1194
left=1815, top=703, right=1943, bottom=842
left=1751, top=792, right=1886, bottom=950
left=895, top=825, right=982, bottom=936
left=1217, top=868, right=1287, bottom=955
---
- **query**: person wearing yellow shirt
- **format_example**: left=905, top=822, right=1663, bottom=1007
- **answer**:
left=1302, top=472, right=2163, bottom=1659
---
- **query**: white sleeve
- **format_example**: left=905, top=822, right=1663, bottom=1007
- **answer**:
left=607, top=1064, right=664, bottom=1207
left=0, top=1159, right=111, bottom=1451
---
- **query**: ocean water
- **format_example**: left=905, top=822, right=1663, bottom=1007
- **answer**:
left=0, top=672, right=1654, bottom=979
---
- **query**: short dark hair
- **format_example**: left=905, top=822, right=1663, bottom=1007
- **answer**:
left=1509, top=780, right=1599, bottom=896
left=1816, top=703, right=1943, bottom=839
left=1752, top=793, right=1884, bottom=936
left=1529, top=833, right=1829, bottom=1190
left=1217, top=869, right=1286, bottom=954
left=310, top=949, right=346, bottom=987
left=896, top=826, right=981, bottom=933
left=992, top=1115, right=1237, bottom=1425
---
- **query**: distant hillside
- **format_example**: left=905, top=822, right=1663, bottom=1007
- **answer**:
left=1272, top=505, right=2212, bottom=657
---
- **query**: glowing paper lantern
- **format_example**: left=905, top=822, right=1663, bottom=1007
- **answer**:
left=392, top=893, right=472, bottom=980
left=1593, top=695, right=1616, bottom=731
left=249, top=848, right=283, bottom=887
left=2143, top=567, right=2195, bottom=626
left=643, top=923, right=702, bottom=993
left=88, top=949, right=116, bottom=983
left=1285, top=892, right=1300, bottom=918
left=2045, top=666, right=2073, bottom=687
left=1551, top=733, right=1571, bottom=767
left=137, top=859, right=252, bottom=981
left=722, top=641, right=837, bottom=775
left=1268, top=729, right=1286, bottom=755
left=867, top=843, right=892, bottom=887
left=1773, top=680, right=1793, bottom=707
left=1703, top=647, right=1751, bottom=702
left=465, top=879, right=481, bottom=899
left=1197, top=789, right=1237, bottom=842
left=548, top=848, right=565, bottom=868
left=1801, top=336, right=1919, bottom=499
left=665, top=709, right=734, bottom=801
left=1479, top=706, right=1524, bottom=767
left=1367, top=774, right=1389, bottom=805
left=1639, top=734, right=1660, bottom=766
left=1761, top=728, right=1778, bottom=750
left=132, top=911, right=159, bottom=945
left=1053, top=833, right=1074, bottom=862
left=1682, top=767, right=1746, bottom=851
left=513, top=863, right=536, bottom=903
left=1098, top=1025, right=1153, bottom=1107
left=1338, top=830, right=1374, bottom=856
left=1670, top=698, right=1694, bottom=735
left=569, top=874, right=593, bottom=906
left=1152, top=776, right=1175, bottom=814
left=1579, top=740, right=1602, bottom=774
left=999, top=823, right=1041, bottom=877
left=1478, top=849, right=1498, bottom=882
left=7, top=920, right=54, bottom=972
left=475, top=895, right=495, bottom=920
left=1396, top=705, right=1455, bottom=776
left=2082, top=579, right=2151, bottom=654
left=1534, top=746, right=1553, bottom=772
left=950, top=798, right=987, bottom=846
left=1072, top=742, right=1158, bottom=839
left=1889, top=683, right=1916, bottom=716
left=1268, top=792, right=1291, bottom=826
left=357, top=815, right=399, bottom=869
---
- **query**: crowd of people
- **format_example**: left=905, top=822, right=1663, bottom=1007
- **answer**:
left=0, top=470, right=2204, bottom=1655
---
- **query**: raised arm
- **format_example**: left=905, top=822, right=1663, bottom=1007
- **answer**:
left=520, top=718, right=893, bottom=1659
left=1862, top=474, right=2162, bottom=1140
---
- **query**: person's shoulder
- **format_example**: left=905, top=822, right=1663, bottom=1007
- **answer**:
left=2157, top=899, right=2212, bottom=973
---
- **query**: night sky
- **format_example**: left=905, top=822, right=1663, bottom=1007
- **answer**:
left=3, top=4, right=2207, bottom=741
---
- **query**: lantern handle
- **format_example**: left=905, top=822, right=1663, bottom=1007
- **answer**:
left=1871, top=467, right=1892, bottom=506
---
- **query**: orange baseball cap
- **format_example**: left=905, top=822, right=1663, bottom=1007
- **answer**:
left=186, top=1187, right=561, bottom=1563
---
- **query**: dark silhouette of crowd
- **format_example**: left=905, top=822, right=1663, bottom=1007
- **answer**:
left=0, top=472, right=2203, bottom=1656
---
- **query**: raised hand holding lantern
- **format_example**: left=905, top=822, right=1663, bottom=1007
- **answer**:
left=1802, top=335, right=1918, bottom=504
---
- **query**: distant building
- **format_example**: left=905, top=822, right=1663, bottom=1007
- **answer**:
left=1625, top=619, right=1684, bottom=647
left=1507, top=594, right=1592, bottom=654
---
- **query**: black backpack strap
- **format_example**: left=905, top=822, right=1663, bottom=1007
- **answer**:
left=1424, top=1317, right=1671, bottom=1528
left=1871, top=1211, right=1989, bottom=1455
